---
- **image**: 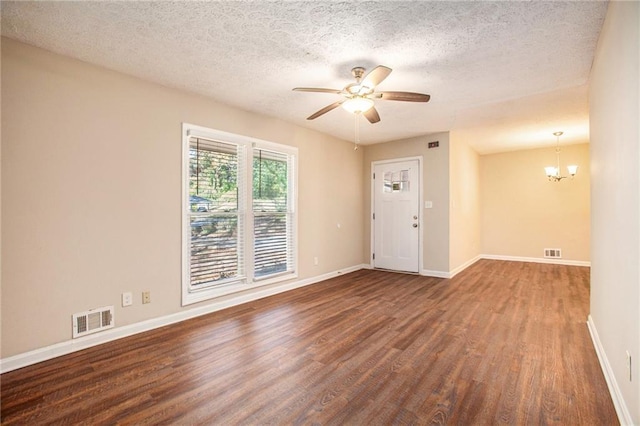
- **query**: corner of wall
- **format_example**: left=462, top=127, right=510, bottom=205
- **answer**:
left=448, top=132, right=482, bottom=273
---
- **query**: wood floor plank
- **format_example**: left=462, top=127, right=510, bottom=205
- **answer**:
left=1, top=260, right=618, bottom=425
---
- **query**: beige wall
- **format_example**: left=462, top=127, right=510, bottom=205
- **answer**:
left=481, top=143, right=590, bottom=261
left=1, top=38, right=364, bottom=357
left=449, top=133, right=481, bottom=271
left=0, top=40, right=3, bottom=355
left=362, top=133, right=450, bottom=274
left=589, top=1, right=640, bottom=423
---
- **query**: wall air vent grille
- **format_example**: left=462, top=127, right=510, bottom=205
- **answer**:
left=72, top=306, right=114, bottom=338
left=544, top=248, right=562, bottom=259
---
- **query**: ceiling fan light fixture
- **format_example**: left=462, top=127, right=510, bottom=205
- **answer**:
left=346, top=83, right=361, bottom=95
left=361, top=81, right=375, bottom=90
left=342, top=97, right=374, bottom=114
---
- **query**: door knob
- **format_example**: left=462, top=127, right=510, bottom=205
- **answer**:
left=413, top=215, right=418, bottom=220
left=413, top=223, right=418, bottom=228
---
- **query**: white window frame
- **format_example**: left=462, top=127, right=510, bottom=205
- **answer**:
left=182, top=123, right=298, bottom=305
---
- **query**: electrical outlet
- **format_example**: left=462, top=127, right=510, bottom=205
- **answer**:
left=122, top=292, right=133, bottom=307
left=314, top=257, right=319, bottom=266
left=142, top=291, right=151, bottom=304
left=627, top=351, right=632, bottom=381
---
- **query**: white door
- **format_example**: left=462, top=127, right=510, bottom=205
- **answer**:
left=373, top=159, right=420, bottom=273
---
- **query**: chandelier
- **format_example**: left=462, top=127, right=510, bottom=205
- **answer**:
left=544, top=131, right=578, bottom=182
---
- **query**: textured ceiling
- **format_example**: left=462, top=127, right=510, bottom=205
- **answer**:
left=1, top=1, right=607, bottom=153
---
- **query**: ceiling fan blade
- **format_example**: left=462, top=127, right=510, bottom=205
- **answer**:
left=363, top=106, right=381, bottom=124
left=377, top=91, right=431, bottom=102
left=293, top=87, right=342, bottom=94
left=307, top=100, right=344, bottom=120
left=361, top=66, right=392, bottom=88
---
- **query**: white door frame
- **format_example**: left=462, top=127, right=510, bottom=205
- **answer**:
left=370, top=156, right=424, bottom=273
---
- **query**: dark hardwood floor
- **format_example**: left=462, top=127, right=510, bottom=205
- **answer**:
left=1, top=260, right=618, bottom=425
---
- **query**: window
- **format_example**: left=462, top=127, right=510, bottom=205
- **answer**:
left=188, top=138, right=245, bottom=287
left=253, top=148, right=293, bottom=279
left=182, top=124, right=297, bottom=305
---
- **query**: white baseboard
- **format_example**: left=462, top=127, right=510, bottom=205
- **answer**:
left=421, top=254, right=588, bottom=280
left=0, top=264, right=366, bottom=374
left=414, top=254, right=587, bottom=280
left=421, top=269, right=450, bottom=278
left=368, top=254, right=481, bottom=279
left=367, top=262, right=449, bottom=278
left=587, top=315, right=633, bottom=425
left=481, top=254, right=591, bottom=267
left=369, top=268, right=450, bottom=279
left=449, top=255, right=482, bottom=278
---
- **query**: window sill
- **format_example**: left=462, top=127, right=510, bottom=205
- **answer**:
left=182, top=272, right=298, bottom=306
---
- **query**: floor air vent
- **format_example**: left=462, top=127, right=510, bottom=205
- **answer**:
left=72, top=306, right=114, bottom=338
left=544, top=248, right=562, bottom=259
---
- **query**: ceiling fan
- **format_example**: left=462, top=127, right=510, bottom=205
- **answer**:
left=293, top=65, right=430, bottom=124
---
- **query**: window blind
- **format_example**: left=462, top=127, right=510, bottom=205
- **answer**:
left=188, top=137, right=245, bottom=288
left=253, top=148, right=294, bottom=279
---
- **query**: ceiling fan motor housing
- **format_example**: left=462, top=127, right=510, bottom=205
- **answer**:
left=351, top=66, right=366, bottom=81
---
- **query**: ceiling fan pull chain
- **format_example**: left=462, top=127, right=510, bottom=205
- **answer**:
left=354, top=113, right=360, bottom=151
